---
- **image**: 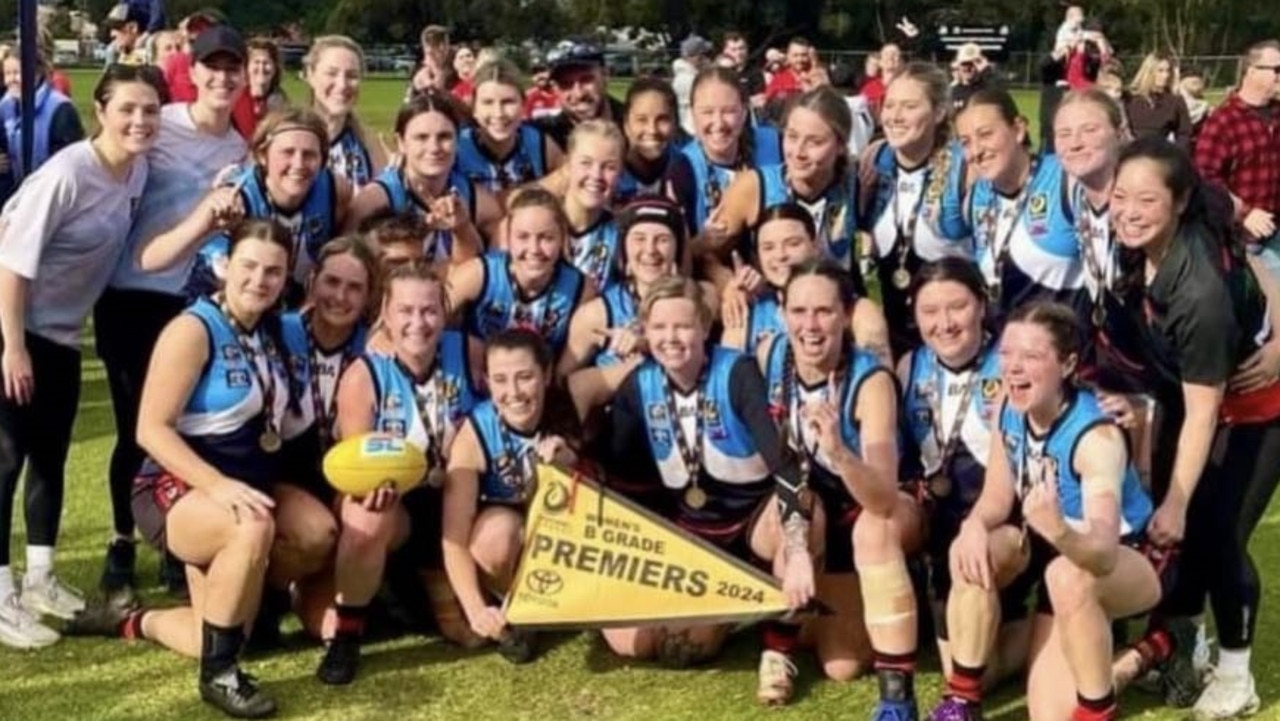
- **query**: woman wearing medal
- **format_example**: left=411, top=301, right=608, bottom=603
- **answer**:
left=931, top=301, right=1161, bottom=721
left=584, top=277, right=818, bottom=706
left=896, top=258, right=1032, bottom=691
left=720, top=203, right=820, bottom=354
left=69, top=219, right=296, bottom=718
left=303, top=36, right=387, bottom=188
left=665, top=66, right=781, bottom=236
left=701, top=86, right=889, bottom=361
left=442, top=329, right=581, bottom=664
left=257, top=236, right=375, bottom=648
left=955, top=89, right=1086, bottom=326
left=312, top=261, right=478, bottom=684
left=344, top=90, right=501, bottom=265
left=756, top=258, right=924, bottom=715
left=447, top=187, right=593, bottom=367
left=860, top=63, right=973, bottom=359
left=141, top=108, right=354, bottom=306
left=559, top=196, right=701, bottom=378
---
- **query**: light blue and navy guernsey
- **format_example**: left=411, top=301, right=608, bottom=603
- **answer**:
left=757, top=163, right=863, bottom=288
left=279, top=311, right=368, bottom=443
left=189, top=164, right=339, bottom=301
left=615, top=149, right=674, bottom=205
left=467, top=251, right=586, bottom=353
left=470, top=400, right=541, bottom=506
left=635, top=348, right=773, bottom=528
left=866, top=141, right=973, bottom=355
left=967, top=154, right=1087, bottom=325
left=568, top=211, right=621, bottom=290
left=366, top=330, right=477, bottom=463
left=745, top=291, right=785, bottom=354
left=139, top=297, right=291, bottom=489
left=762, top=336, right=885, bottom=522
left=998, top=388, right=1152, bottom=537
left=455, top=124, right=546, bottom=192
left=676, top=125, right=783, bottom=234
left=374, top=164, right=476, bottom=262
left=329, top=125, right=374, bottom=187
left=595, top=283, right=640, bottom=367
left=902, top=342, right=1002, bottom=514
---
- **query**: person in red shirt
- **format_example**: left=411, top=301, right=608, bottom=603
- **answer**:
left=1195, top=39, right=1280, bottom=279
left=523, top=61, right=560, bottom=119
left=450, top=45, right=477, bottom=105
left=765, top=37, right=812, bottom=103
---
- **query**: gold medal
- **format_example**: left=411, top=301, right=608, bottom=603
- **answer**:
left=684, top=485, right=708, bottom=510
left=892, top=267, right=912, bottom=290
left=426, top=467, right=446, bottom=489
left=259, top=429, right=282, bottom=453
left=927, top=472, right=952, bottom=498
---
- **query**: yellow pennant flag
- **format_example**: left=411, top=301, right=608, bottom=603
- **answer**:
left=504, top=464, right=791, bottom=629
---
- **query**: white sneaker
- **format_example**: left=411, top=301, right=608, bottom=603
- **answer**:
left=0, top=592, right=60, bottom=649
left=1193, top=670, right=1261, bottom=720
left=1193, top=629, right=1215, bottom=682
left=756, top=649, right=797, bottom=706
left=21, top=573, right=86, bottom=621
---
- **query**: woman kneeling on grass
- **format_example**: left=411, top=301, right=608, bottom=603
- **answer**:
left=929, top=301, right=1163, bottom=721
left=442, top=329, right=581, bottom=664
left=70, top=219, right=297, bottom=719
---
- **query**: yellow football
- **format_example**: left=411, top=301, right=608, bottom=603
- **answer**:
left=323, top=433, right=428, bottom=495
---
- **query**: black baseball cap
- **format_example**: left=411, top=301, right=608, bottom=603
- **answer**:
left=192, top=25, right=247, bottom=64
left=618, top=196, right=687, bottom=247
left=548, top=38, right=605, bottom=77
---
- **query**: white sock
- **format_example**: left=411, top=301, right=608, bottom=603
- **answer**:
left=1217, top=647, right=1252, bottom=678
left=25, top=546, right=54, bottom=583
left=0, top=566, right=13, bottom=600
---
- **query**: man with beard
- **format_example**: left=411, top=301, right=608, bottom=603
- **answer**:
left=536, top=39, right=625, bottom=151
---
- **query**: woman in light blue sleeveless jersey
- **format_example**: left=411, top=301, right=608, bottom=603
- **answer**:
left=443, top=330, right=582, bottom=665
left=931, top=302, right=1162, bottom=721
left=90, top=220, right=297, bottom=717
left=559, top=196, right=694, bottom=379
left=457, top=60, right=561, bottom=201
left=895, top=259, right=1032, bottom=691
left=448, top=188, right=593, bottom=367
left=303, top=36, right=386, bottom=188
left=666, top=66, right=782, bottom=236
left=311, top=263, right=479, bottom=684
left=861, top=64, right=973, bottom=359
left=346, top=91, right=503, bottom=266
left=720, top=203, right=820, bottom=356
left=140, top=108, right=355, bottom=307
left=758, top=259, right=923, bottom=714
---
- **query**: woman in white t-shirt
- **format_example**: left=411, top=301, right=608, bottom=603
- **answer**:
left=94, top=27, right=250, bottom=601
left=0, top=64, right=163, bottom=650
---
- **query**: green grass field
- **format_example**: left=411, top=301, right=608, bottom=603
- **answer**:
left=0, top=68, right=1275, bottom=721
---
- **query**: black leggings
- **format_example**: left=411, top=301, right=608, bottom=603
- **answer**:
left=0, top=332, right=81, bottom=566
left=93, top=288, right=186, bottom=537
left=1155, top=406, right=1280, bottom=650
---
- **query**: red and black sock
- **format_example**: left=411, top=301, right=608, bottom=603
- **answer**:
left=946, top=661, right=986, bottom=704
left=874, top=650, right=917, bottom=702
left=120, top=608, right=149, bottom=641
left=334, top=604, right=368, bottom=641
left=1131, top=628, right=1173, bottom=671
left=1071, top=690, right=1118, bottom=721
left=761, top=621, right=800, bottom=655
